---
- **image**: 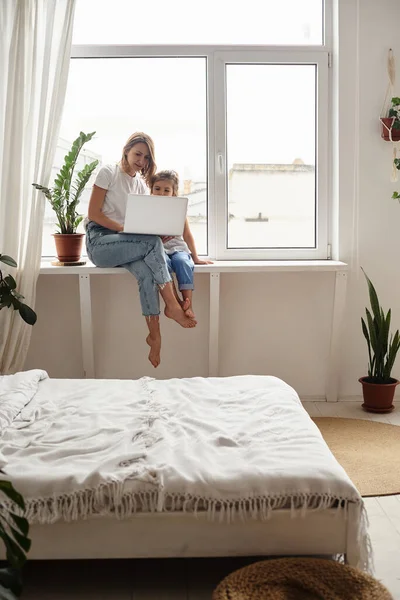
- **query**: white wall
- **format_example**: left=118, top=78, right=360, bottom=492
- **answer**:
left=337, top=0, right=400, bottom=397
left=25, top=0, right=400, bottom=399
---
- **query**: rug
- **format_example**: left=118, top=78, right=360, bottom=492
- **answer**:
left=312, top=417, right=400, bottom=497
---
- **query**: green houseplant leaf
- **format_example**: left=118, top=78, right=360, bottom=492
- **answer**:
left=0, top=472, right=30, bottom=599
left=0, top=257, right=37, bottom=325
left=0, top=567, right=22, bottom=597
left=361, top=268, right=400, bottom=383
left=0, top=256, right=17, bottom=268
left=32, top=131, right=99, bottom=234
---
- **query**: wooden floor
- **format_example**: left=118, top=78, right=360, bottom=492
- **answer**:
left=20, top=402, right=400, bottom=599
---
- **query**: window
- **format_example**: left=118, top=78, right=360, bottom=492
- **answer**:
left=43, top=0, right=329, bottom=260
left=72, top=0, right=324, bottom=46
left=216, top=54, right=328, bottom=259
left=42, top=58, right=207, bottom=256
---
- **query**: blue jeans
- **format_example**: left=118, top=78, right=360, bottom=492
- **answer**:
left=86, top=222, right=172, bottom=316
left=165, top=252, right=194, bottom=290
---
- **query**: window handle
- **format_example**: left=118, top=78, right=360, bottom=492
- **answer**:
left=217, top=153, right=224, bottom=174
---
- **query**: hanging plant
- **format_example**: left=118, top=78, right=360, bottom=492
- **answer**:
left=392, top=159, right=400, bottom=200
left=381, top=97, right=400, bottom=141
left=380, top=50, right=400, bottom=185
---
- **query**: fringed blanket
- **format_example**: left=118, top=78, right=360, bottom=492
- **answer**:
left=0, top=370, right=371, bottom=570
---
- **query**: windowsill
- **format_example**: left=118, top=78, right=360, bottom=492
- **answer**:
left=40, top=259, right=348, bottom=275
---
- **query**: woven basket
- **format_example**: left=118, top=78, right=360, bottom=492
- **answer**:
left=212, top=558, right=393, bottom=600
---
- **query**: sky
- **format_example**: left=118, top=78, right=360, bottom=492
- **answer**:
left=72, top=0, right=323, bottom=46
left=57, top=0, right=322, bottom=181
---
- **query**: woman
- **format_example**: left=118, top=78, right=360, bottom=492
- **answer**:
left=86, top=132, right=196, bottom=369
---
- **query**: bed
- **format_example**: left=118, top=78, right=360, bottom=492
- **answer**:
left=0, top=370, right=371, bottom=570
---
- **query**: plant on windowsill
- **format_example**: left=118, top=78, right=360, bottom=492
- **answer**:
left=381, top=96, right=400, bottom=141
left=359, top=268, right=400, bottom=413
left=32, top=131, right=99, bottom=263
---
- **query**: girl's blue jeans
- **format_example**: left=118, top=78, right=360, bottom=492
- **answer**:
left=86, top=222, right=172, bottom=316
left=165, top=252, right=194, bottom=290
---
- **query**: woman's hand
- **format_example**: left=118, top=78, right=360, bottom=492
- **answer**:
left=193, top=258, right=214, bottom=265
left=160, top=236, right=174, bottom=243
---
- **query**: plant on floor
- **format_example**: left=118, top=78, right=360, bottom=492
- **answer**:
left=0, top=254, right=34, bottom=597
left=361, top=268, right=400, bottom=382
left=0, top=255, right=37, bottom=325
left=0, top=472, right=31, bottom=599
left=32, top=131, right=99, bottom=262
left=359, top=268, right=400, bottom=412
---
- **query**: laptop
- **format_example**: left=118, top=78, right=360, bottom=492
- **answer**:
left=122, top=194, right=188, bottom=236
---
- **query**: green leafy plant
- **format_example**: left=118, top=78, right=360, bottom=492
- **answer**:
left=32, top=131, right=99, bottom=234
left=0, top=254, right=34, bottom=596
left=361, top=268, right=400, bottom=383
left=0, top=471, right=31, bottom=599
left=392, top=159, right=400, bottom=201
left=0, top=255, right=36, bottom=326
left=388, top=96, right=400, bottom=130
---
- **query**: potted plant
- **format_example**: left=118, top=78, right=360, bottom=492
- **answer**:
left=381, top=96, right=400, bottom=141
left=360, top=268, right=400, bottom=413
left=391, top=160, right=400, bottom=201
left=0, top=253, right=33, bottom=598
left=0, top=474, right=31, bottom=599
left=0, top=254, right=37, bottom=325
left=32, top=131, right=99, bottom=263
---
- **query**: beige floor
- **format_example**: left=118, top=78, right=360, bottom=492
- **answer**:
left=20, top=402, right=400, bottom=599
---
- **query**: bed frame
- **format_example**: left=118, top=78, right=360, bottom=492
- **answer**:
left=21, top=504, right=361, bottom=566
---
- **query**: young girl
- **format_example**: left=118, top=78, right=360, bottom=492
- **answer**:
left=150, top=170, right=213, bottom=319
left=86, top=134, right=196, bottom=369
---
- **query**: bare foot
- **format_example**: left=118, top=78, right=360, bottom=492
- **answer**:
left=164, top=305, right=197, bottom=328
left=182, top=298, right=196, bottom=319
left=146, top=334, right=161, bottom=368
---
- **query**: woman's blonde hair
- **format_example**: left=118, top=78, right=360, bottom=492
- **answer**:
left=121, top=132, right=156, bottom=187
left=150, top=170, right=179, bottom=196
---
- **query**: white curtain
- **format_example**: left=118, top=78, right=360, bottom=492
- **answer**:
left=0, top=0, right=76, bottom=374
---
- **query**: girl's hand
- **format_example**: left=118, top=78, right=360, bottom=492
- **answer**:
left=160, top=236, right=174, bottom=243
left=194, top=259, right=214, bottom=265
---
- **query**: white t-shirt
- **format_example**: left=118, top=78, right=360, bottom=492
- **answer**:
left=92, top=163, right=148, bottom=226
left=163, top=236, right=190, bottom=255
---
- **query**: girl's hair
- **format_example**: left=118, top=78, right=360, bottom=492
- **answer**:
left=150, top=170, right=179, bottom=196
left=121, top=132, right=156, bottom=187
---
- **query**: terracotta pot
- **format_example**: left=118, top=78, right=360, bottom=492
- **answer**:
left=359, top=376, right=399, bottom=413
left=380, top=117, right=400, bottom=141
left=53, top=233, right=85, bottom=262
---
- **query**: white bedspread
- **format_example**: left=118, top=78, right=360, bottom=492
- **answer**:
left=0, top=370, right=370, bottom=569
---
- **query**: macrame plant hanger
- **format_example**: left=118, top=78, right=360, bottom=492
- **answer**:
left=380, top=49, right=400, bottom=182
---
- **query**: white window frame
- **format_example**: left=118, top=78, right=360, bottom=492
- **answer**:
left=213, top=49, right=329, bottom=260
left=70, top=43, right=330, bottom=260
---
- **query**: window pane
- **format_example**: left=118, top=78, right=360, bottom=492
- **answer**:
left=226, top=64, right=316, bottom=249
left=42, top=58, right=207, bottom=257
left=72, top=0, right=323, bottom=46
